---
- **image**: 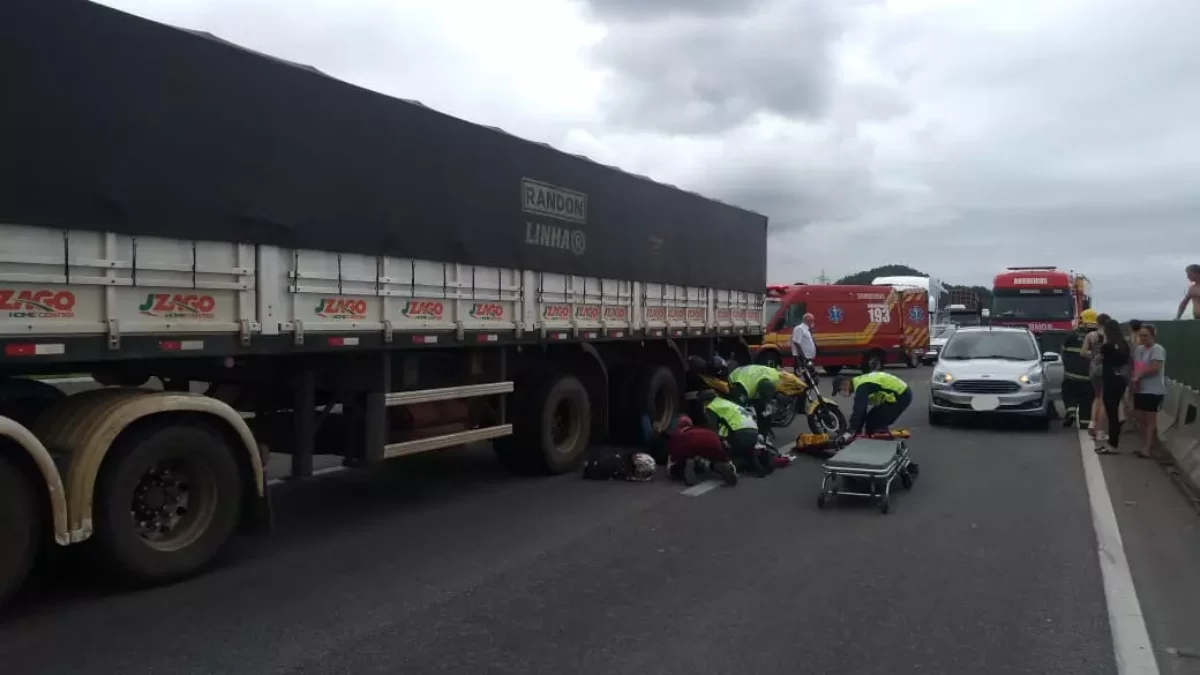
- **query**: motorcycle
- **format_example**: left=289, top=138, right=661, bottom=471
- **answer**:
left=692, top=363, right=847, bottom=436
left=770, top=365, right=847, bottom=435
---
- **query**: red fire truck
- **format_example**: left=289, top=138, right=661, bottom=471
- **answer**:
left=989, top=267, right=1092, bottom=344
left=757, top=284, right=929, bottom=374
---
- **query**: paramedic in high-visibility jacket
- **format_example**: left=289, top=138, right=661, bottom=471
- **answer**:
left=701, top=391, right=774, bottom=477
left=727, top=364, right=781, bottom=433
left=831, top=371, right=912, bottom=435
left=1061, top=309, right=1099, bottom=429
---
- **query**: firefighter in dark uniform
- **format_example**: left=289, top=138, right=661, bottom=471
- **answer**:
left=1061, top=308, right=1098, bottom=429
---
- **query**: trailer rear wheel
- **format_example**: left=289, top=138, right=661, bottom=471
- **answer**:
left=635, top=366, right=679, bottom=434
left=93, top=422, right=243, bottom=585
left=496, top=373, right=591, bottom=475
left=538, top=375, right=591, bottom=474
left=0, top=454, right=38, bottom=607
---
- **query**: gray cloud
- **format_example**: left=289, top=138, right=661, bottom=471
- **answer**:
left=588, top=0, right=886, bottom=134
left=590, top=0, right=1200, bottom=316
left=583, top=0, right=775, bottom=21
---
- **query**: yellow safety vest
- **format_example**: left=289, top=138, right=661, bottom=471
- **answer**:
left=727, top=365, right=781, bottom=399
left=705, top=397, right=759, bottom=437
left=851, top=371, right=908, bottom=406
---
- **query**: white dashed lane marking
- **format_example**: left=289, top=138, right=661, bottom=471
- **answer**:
left=680, top=481, right=721, bottom=497
left=1078, top=429, right=1161, bottom=675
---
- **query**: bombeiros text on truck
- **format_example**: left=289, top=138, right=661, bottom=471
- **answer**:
left=0, top=1, right=768, bottom=607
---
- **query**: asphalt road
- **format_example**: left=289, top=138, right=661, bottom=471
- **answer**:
left=3, top=368, right=1197, bottom=674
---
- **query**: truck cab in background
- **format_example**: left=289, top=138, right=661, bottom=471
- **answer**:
left=989, top=266, right=1091, bottom=354
left=947, top=304, right=983, bottom=327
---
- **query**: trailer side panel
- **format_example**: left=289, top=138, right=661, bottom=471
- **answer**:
left=0, top=0, right=768, bottom=292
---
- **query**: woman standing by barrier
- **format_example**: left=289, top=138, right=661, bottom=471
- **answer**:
left=1095, top=318, right=1130, bottom=454
left=1081, top=312, right=1110, bottom=437
left=1130, top=324, right=1167, bottom=459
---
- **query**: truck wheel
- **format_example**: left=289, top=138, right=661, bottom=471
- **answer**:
left=634, top=366, right=679, bottom=434
left=822, top=366, right=843, bottom=376
left=497, top=373, right=592, bottom=475
left=0, top=454, right=38, bottom=607
left=531, top=374, right=592, bottom=474
left=93, top=422, right=243, bottom=585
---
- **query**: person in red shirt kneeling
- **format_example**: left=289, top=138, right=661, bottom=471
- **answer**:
left=666, top=415, right=739, bottom=486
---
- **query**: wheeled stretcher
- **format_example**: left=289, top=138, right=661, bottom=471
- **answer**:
left=816, top=433, right=918, bottom=514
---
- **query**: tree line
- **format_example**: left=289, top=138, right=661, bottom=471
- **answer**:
left=833, top=264, right=993, bottom=309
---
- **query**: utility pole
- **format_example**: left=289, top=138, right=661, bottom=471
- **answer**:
left=815, top=269, right=831, bottom=284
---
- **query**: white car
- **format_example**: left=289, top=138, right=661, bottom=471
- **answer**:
left=928, top=326, right=1064, bottom=429
left=921, top=324, right=956, bottom=365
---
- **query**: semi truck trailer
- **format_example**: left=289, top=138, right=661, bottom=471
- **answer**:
left=0, top=0, right=768, bottom=606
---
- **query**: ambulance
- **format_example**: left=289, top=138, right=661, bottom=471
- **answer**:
left=756, top=284, right=929, bottom=374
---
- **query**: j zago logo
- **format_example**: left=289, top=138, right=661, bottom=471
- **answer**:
left=138, top=293, right=216, bottom=319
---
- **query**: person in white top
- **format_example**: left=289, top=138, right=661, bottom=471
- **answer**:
left=1174, top=263, right=1199, bottom=320
left=791, top=313, right=817, bottom=374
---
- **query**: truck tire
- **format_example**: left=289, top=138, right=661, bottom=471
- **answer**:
left=93, top=422, right=243, bottom=585
left=496, top=373, right=591, bottom=475
left=633, top=366, right=679, bottom=434
left=0, top=454, right=38, bottom=607
left=822, top=366, right=843, bottom=376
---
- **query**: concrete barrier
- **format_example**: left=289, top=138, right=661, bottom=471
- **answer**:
left=1147, top=378, right=1200, bottom=499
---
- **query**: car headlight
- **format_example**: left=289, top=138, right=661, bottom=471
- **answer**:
left=1019, top=369, right=1043, bottom=385
left=932, top=370, right=954, bottom=385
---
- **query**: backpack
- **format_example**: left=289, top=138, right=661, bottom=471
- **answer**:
left=582, top=446, right=631, bottom=480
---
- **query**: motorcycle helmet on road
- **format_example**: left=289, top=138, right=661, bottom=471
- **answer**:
left=627, top=453, right=657, bottom=481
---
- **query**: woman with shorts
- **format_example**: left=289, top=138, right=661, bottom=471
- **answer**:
left=1130, top=324, right=1167, bottom=459
left=1081, top=313, right=1110, bottom=437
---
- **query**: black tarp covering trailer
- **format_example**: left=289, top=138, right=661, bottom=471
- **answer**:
left=0, top=0, right=769, bottom=292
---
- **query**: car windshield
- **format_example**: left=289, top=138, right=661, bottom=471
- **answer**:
left=933, top=324, right=956, bottom=338
left=941, top=331, right=1039, bottom=361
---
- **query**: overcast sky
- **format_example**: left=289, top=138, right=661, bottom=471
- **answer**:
left=100, top=0, right=1196, bottom=319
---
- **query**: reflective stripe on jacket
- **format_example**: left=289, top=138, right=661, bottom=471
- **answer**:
left=705, top=397, right=759, bottom=437
left=851, top=371, right=908, bottom=406
left=728, top=365, right=782, bottom=399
